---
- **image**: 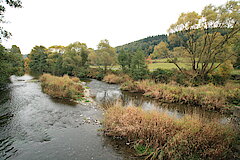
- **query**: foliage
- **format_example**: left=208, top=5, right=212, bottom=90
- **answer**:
left=93, top=39, right=117, bottom=72
left=46, top=45, right=65, bottom=76
left=0, top=44, right=24, bottom=86
left=233, top=36, right=240, bottom=69
left=87, top=68, right=106, bottom=80
left=209, top=60, right=234, bottom=85
left=150, top=41, right=169, bottom=59
left=130, top=50, right=149, bottom=80
left=167, top=1, right=240, bottom=80
left=103, top=74, right=132, bottom=84
left=39, top=74, right=84, bottom=100
left=121, top=79, right=240, bottom=111
left=151, top=68, right=173, bottom=83
left=62, top=42, right=89, bottom=77
left=28, top=46, right=48, bottom=74
left=116, top=34, right=168, bottom=56
left=117, top=50, right=132, bottom=73
left=103, top=105, right=237, bottom=159
left=0, top=0, right=22, bottom=41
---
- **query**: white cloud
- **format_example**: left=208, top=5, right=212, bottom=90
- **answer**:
left=2, top=0, right=227, bottom=54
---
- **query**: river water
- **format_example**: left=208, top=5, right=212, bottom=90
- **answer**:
left=0, top=75, right=233, bottom=160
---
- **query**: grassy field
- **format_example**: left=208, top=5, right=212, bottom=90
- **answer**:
left=148, top=62, right=191, bottom=70
left=90, top=62, right=240, bottom=75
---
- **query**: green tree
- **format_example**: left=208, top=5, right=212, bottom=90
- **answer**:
left=0, top=44, right=24, bottom=85
left=167, top=1, right=240, bottom=80
left=8, top=45, right=24, bottom=75
left=46, top=45, right=65, bottom=76
left=118, top=50, right=132, bottom=73
left=62, top=42, right=89, bottom=77
left=0, top=0, right=22, bottom=40
left=130, top=50, right=149, bottom=80
left=96, top=39, right=117, bottom=72
left=29, top=46, right=48, bottom=74
left=233, top=36, right=240, bottom=69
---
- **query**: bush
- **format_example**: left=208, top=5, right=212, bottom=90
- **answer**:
left=103, top=74, right=132, bottom=84
left=40, top=74, right=84, bottom=100
left=87, top=68, right=106, bottom=80
left=208, top=61, right=234, bottom=85
left=103, top=105, right=237, bottom=159
left=151, top=68, right=173, bottom=83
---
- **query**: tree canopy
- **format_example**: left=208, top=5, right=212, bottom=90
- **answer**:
left=0, top=0, right=22, bottom=41
left=166, top=0, right=239, bottom=80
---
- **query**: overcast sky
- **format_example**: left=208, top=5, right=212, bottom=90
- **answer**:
left=2, top=0, right=227, bottom=54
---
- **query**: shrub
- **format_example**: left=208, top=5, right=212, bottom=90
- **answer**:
left=103, top=74, right=131, bottom=84
left=40, top=74, right=84, bottom=100
left=103, top=105, right=237, bottom=159
left=87, top=68, right=106, bottom=80
left=208, top=61, right=234, bottom=85
left=151, top=68, right=173, bottom=83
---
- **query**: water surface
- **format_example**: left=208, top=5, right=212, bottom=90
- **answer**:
left=0, top=76, right=234, bottom=160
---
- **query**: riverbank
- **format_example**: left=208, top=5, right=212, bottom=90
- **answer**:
left=103, top=104, right=238, bottom=159
left=40, top=74, right=94, bottom=104
left=102, top=74, right=240, bottom=113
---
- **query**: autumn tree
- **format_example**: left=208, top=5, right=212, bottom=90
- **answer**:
left=167, top=1, right=239, bottom=80
left=150, top=41, right=169, bottom=59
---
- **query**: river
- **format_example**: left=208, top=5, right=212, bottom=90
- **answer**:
left=0, top=75, right=234, bottom=160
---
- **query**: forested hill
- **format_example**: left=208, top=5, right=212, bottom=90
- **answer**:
left=115, top=34, right=168, bottom=56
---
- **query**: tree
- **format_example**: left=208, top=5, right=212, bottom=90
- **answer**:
left=0, top=44, right=24, bottom=85
left=28, top=46, right=48, bottom=73
left=46, top=45, right=65, bottom=76
left=233, top=35, right=240, bottom=69
left=62, top=42, right=89, bottom=77
left=150, top=41, right=169, bottom=59
left=8, top=45, right=24, bottom=75
left=96, top=39, right=117, bottom=72
left=118, top=49, right=132, bottom=73
left=0, top=0, right=22, bottom=41
left=167, top=1, right=240, bottom=80
left=130, top=50, right=149, bottom=80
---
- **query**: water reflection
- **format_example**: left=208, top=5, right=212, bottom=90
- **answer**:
left=87, top=79, right=231, bottom=123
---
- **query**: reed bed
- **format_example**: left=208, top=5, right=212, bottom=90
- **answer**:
left=103, top=74, right=132, bottom=84
left=39, top=74, right=84, bottom=100
left=121, top=80, right=240, bottom=111
left=103, top=104, right=237, bottom=159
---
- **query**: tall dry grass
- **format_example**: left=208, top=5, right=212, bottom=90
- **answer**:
left=103, top=105, right=237, bottom=159
left=121, top=80, right=240, bottom=111
left=40, top=74, right=84, bottom=100
left=103, top=74, right=132, bottom=84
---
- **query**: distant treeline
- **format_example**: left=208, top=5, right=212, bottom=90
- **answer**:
left=116, top=34, right=168, bottom=56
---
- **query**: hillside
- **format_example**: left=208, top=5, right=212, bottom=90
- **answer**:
left=115, top=34, right=168, bottom=56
